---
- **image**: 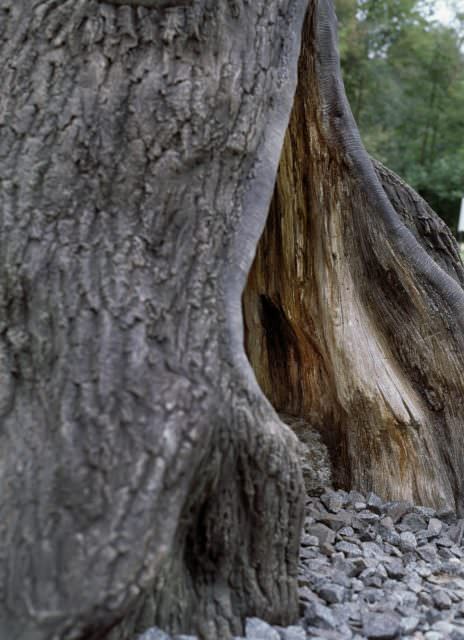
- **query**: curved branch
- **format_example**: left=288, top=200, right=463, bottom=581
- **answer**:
left=315, top=0, right=464, bottom=331
left=373, top=158, right=464, bottom=288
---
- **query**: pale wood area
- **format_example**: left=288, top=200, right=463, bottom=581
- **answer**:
left=244, top=1, right=464, bottom=512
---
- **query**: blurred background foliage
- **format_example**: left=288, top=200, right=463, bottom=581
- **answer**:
left=335, top=0, right=464, bottom=232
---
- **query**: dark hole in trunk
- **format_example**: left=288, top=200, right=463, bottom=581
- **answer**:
left=242, top=178, right=346, bottom=494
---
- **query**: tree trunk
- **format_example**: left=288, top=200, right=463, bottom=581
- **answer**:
left=0, top=1, right=308, bottom=639
left=3, top=0, right=464, bottom=639
left=244, top=0, right=464, bottom=514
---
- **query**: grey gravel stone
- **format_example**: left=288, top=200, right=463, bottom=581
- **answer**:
left=300, top=546, right=319, bottom=559
left=361, top=587, right=387, bottom=604
left=361, top=541, right=384, bottom=558
left=433, top=589, right=452, bottom=610
left=449, top=520, right=464, bottom=545
left=399, top=530, right=417, bottom=552
left=428, top=518, right=444, bottom=537
left=321, top=542, right=335, bottom=557
left=327, top=604, right=351, bottom=626
left=383, top=501, right=412, bottom=523
left=432, top=621, right=458, bottom=634
left=401, top=512, right=428, bottom=531
left=384, top=558, right=406, bottom=579
left=137, top=629, right=172, bottom=640
left=362, top=610, right=401, bottom=639
left=436, top=509, right=457, bottom=525
left=335, top=540, right=362, bottom=556
left=361, top=570, right=384, bottom=588
left=348, top=557, right=371, bottom=576
left=320, top=513, right=353, bottom=531
left=321, top=491, right=345, bottom=513
left=307, top=523, right=336, bottom=546
left=380, top=516, right=394, bottom=528
left=351, top=577, right=364, bottom=592
left=436, top=536, right=454, bottom=547
left=413, top=505, right=437, bottom=518
left=319, top=584, right=346, bottom=604
left=304, top=602, right=337, bottom=629
left=417, top=545, right=439, bottom=563
left=378, top=526, right=400, bottom=546
left=366, top=492, right=383, bottom=514
left=245, top=618, right=281, bottom=640
left=276, top=626, right=306, bottom=640
left=223, top=491, right=464, bottom=640
left=400, top=616, right=420, bottom=634
left=439, top=547, right=454, bottom=560
left=383, top=541, right=402, bottom=557
left=299, top=585, right=323, bottom=605
left=419, top=590, right=434, bottom=606
left=330, top=569, right=352, bottom=588
left=416, top=530, right=430, bottom=545
left=305, top=627, right=349, bottom=639
left=406, top=573, right=424, bottom=593
left=357, top=511, right=380, bottom=525
left=348, top=491, right=366, bottom=504
left=416, top=563, right=433, bottom=577
left=441, top=558, right=463, bottom=575
left=281, top=415, right=333, bottom=495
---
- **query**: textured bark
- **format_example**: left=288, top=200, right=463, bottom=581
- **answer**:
left=3, top=0, right=464, bottom=638
left=0, top=1, right=308, bottom=639
left=244, top=0, right=464, bottom=513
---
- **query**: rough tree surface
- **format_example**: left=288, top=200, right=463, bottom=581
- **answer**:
left=2, top=0, right=464, bottom=638
left=244, top=1, right=464, bottom=513
left=0, top=1, right=308, bottom=639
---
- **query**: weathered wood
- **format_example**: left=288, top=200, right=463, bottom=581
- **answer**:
left=4, top=0, right=464, bottom=637
left=244, top=0, right=464, bottom=513
left=0, top=1, right=308, bottom=638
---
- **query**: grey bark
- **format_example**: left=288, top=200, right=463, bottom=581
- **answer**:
left=0, top=1, right=308, bottom=639
left=3, top=0, right=463, bottom=639
left=373, top=159, right=464, bottom=287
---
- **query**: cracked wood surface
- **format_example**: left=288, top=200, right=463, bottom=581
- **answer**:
left=244, top=0, right=464, bottom=513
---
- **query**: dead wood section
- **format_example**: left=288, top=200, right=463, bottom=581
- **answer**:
left=244, top=0, right=464, bottom=512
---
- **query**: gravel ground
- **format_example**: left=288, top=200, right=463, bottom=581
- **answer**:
left=138, top=489, right=464, bottom=640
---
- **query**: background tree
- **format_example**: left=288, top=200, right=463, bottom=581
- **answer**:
left=336, top=0, right=464, bottom=231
